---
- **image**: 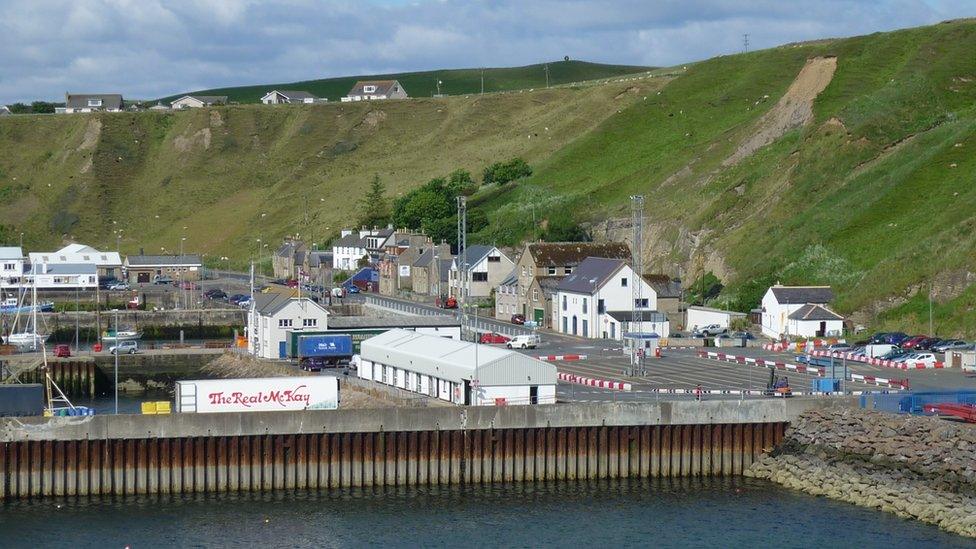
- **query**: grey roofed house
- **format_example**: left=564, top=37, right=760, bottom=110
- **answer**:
left=606, top=310, right=669, bottom=323
left=37, top=263, right=97, bottom=275
left=307, top=250, right=332, bottom=268
left=556, top=257, right=627, bottom=294
left=171, top=95, right=228, bottom=108
left=498, top=269, right=518, bottom=288
left=770, top=285, right=834, bottom=304
left=345, top=80, right=408, bottom=99
left=277, top=90, right=316, bottom=100
left=787, top=303, right=844, bottom=321
left=333, top=233, right=366, bottom=248
left=125, top=254, right=202, bottom=267
left=0, top=105, right=10, bottom=116
left=252, top=293, right=325, bottom=316
left=455, top=244, right=494, bottom=268
left=65, top=93, right=124, bottom=111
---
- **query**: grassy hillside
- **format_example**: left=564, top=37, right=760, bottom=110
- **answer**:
left=3, top=20, right=976, bottom=335
left=157, top=60, right=653, bottom=104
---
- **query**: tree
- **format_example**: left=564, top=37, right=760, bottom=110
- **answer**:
left=392, top=177, right=455, bottom=230
left=483, top=158, right=532, bottom=185
left=30, top=101, right=56, bottom=114
left=357, top=175, right=389, bottom=227
left=7, top=103, right=31, bottom=114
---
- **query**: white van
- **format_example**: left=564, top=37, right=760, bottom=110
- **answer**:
left=507, top=334, right=540, bottom=349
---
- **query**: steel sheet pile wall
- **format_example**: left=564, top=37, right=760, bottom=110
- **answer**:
left=19, top=360, right=96, bottom=398
left=0, top=423, right=784, bottom=498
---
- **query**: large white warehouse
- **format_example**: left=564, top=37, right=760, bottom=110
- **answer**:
left=359, top=329, right=557, bottom=406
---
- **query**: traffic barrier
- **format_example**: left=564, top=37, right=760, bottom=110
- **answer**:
left=538, top=354, right=587, bottom=361
left=639, top=387, right=900, bottom=396
left=697, top=350, right=826, bottom=376
left=809, top=350, right=945, bottom=370
left=557, top=372, right=630, bottom=391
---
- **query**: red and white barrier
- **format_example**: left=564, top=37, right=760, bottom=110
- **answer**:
left=538, top=354, right=587, bottom=361
left=809, top=350, right=945, bottom=370
left=557, top=372, right=631, bottom=391
left=698, top=350, right=826, bottom=376
left=639, top=387, right=900, bottom=396
left=849, top=373, right=910, bottom=390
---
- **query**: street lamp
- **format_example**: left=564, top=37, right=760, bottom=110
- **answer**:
left=112, top=309, right=119, bottom=414
left=179, top=236, right=187, bottom=309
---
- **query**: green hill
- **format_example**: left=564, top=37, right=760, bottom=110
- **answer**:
left=157, top=60, right=654, bottom=104
left=3, top=20, right=976, bottom=335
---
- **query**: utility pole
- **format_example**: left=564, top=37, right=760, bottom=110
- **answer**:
left=456, top=196, right=467, bottom=336
left=113, top=309, right=119, bottom=414
left=929, top=284, right=934, bottom=335
left=743, top=33, right=750, bottom=53
left=481, top=68, right=485, bottom=95
left=544, top=64, right=550, bottom=88
left=630, top=195, right=645, bottom=376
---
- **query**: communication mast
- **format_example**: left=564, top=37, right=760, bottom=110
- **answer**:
left=456, top=196, right=468, bottom=336
left=630, top=195, right=645, bottom=376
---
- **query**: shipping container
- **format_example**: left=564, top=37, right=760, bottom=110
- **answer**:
left=298, top=334, right=353, bottom=358
left=0, top=384, right=44, bottom=416
left=175, top=376, right=338, bottom=413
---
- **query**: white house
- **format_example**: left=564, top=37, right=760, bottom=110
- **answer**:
left=260, top=90, right=324, bottom=104
left=342, top=80, right=409, bottom=102
left=332, top=231, right=368, bottom=271
left=29, top=244, right=123, bottom=280
left=170, top=95, right=227, bottom=109
left=555, top=257, right=662, bottom=340
left=760, top=285, right=843, bottom=339
left=0, top=105, right=11, bottom=116
left=29, top=263, right=98, bottom=290
left=0, top=247, right=27, bottom=288
left=248, top=294, right=330, bottom=359
left=448, top=245, right=514, bottom=299
left=686, top=305, right=747, bottom=332
left=359, top=329, right=556, bottom=406
left=59, top=93, right=124, bottom=114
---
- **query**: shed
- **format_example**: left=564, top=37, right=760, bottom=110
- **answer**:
left=686, top=305, right=746, bottom=331
left=359, top=329, right=556, bottom=406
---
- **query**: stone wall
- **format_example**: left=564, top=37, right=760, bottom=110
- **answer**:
left=746, top=408, right=976, bottom=538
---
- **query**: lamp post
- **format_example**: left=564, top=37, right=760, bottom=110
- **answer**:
left=112, top=309, right=119, bottom=414
left=179, top=236, right=187, bottom=309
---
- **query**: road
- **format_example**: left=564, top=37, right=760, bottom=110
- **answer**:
left=361, top=294, right=534, bottom=337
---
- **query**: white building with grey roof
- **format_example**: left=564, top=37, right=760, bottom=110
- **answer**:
left=448, top=245, right=513, bottom=299
left=260, top=90, right=325, bottom=104
left=59, top=93, right=124, bottom=113
left=760, top=285, right=842, bottom=339
left=170, top=95, right=228, bottom=109
left=555, top=257, right=659, bottom=340
left=359, top=329, right=556, bottom=406
left=248, top=294, right=329, bottom=359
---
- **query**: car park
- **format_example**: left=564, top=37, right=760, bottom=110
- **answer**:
left=480, top=332, right=511, bottom=345
left=506, top=334, right=540, bottom=349
left=932, top=339, right=969, bottom=353
left=109, top=341, right=138, bottom=355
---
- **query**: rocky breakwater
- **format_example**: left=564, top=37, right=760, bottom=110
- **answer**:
left=746, top=408, right=976, bottom=538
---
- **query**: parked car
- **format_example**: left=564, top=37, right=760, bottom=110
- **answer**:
left=510, top=314, right=526, bottom=325
left=932, top=339, right=969, bottom=353
left=868, top=333, right=889, bottom=344
left=286, top=279, right=299, bottom=288
left=887, top=332, right=911, bottom=346
left=899, top=335, right=929, bottom=349
left=153, top=275, right=174, bottom=285
left=506, top=334, right=540, bottom=349
left=346, top=285, right=360, bottom=294
left=109, top=341, right=138, bottom=355
left=827, top=342, right=851, bottom=351
left=237, top=298, right=252, bottom=309
left=898, top=352, right=937, bottom=365
left=204, top=288, right=226, bottom=299
left=228, top=294, right=249, bottom=304
left=915, top=337, right=943, bottom=351
left=698, top=324, right=727, bottom=337
left=881, top=349, right=912, bottom=361
left=480, top=332, right=511, bottom=345
left=107, top=281, right=130, bottom=291
left=331, top=287, right=346, bottom=298
left=54, top=344, right=71, bottom=358
left=98, top=277, right=120, bottom=290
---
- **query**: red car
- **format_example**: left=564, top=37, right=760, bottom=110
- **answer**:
left=510, top=314, right=525, bottom=325
left=480, top=332, right=511, bottom=345
left=900, top=335, right=928, bottom=349
left=286, top=279, right=300, bottom=288
left=54, top=344, right=71, bottom=358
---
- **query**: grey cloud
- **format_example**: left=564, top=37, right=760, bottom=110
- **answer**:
left=0, top=0, right=972, bottom=104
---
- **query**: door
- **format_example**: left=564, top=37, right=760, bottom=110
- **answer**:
left=137, top=272, right=150, bottom=283
left=818, top=322, right=826, bottom=337
left=529, top=385, right=538, bottom=405
left=278, top=341, right=287, bottom=359
left=562, top=317, right=567, bottom=333
left=610, top=322, right=616, bottom=339
left=582, top=319, right=588, bottom=338
left=572, top=316, right=578, bottom=335
left=534, top=308, right=544, bottom=324
left=464, top=380, right=472, bottom=405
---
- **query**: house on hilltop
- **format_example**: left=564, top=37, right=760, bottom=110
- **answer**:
left=58, top=93, right=124, bottom=113
left=342, top=80, right=408, bottom=102
left=170, top=95, right=228, bottom=109
left=760, top=284, right=843, bottom=339
left=261, top=90, right=325, bottom=104
left=0, top=106, right=11, bottom=116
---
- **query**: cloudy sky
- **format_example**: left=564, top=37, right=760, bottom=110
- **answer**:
left=0, top=0, right=973, bottom=104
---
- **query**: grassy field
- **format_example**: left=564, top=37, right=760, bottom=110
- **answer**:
left=156, top=60, right=654, bottom=104
left=3, top=20, right=976, bottom=334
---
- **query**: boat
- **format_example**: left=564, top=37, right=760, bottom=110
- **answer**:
left=101, top=329, right=142, bottom=342
left=0, top=297, right=54, bottom=314
left=5, top=332, right=49, bottom=349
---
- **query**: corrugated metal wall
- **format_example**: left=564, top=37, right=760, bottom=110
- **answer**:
left=0, top=423, right=784, bottom=499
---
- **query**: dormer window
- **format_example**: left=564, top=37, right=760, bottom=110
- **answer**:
left=83, top=255, right=90, bottom=261
left=363, top=85, right=377, bottom=94
left=88, top=99, right=102, bottom=107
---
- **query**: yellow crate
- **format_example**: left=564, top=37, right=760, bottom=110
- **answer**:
left=155, top=401, right=172, bottom=415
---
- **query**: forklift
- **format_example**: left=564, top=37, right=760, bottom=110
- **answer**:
left=764, top=366, right=793, bottom=397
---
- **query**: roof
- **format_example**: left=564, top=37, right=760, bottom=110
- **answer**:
left=769, top=285, right=834, bottom=304
left=264, top=90, right=316, bottom=100
left=333, top=234, right=366, bottom=248
left=607, top=310, right=669, bottom=323
left=253, top=294, right=328, bottom=317
left=556, top=257, right=627, bottom=294
left=455, top=245, right=495, bottom=268
left=498, top=269, right=518, bottom=288
left=172, top=95, right=227, bottom=105
left=125, top=255, right=202, bottom=267
left=36, top=263, right=97, bottom=275
left=643, top=274, right=681, bottom=299
left=687, top=305, right=746, bottom=316
left=347, top=80, right=404, bottom=97
left=526, top=242, right=630, bottom=267
left=329, top=315, right=459, bottom=329
left=787, top=303, right=844, bottom=321
left=65, top=94, right=123, bottom=110
left=30, top=244, right=121, bottom=266
left=0, top=247, right=24, bottom=260
left=0, top=106, right=11, bottom=115
left=307, top=251, right=332, bottom=268
left=536, top=276, right=563, bottom=293
left=361, top=329, right=555, bottom=386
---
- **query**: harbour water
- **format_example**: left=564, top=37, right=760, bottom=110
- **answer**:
left=2, top=478, right=971, bottom=548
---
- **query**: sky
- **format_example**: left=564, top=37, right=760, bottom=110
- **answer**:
left=0, top=0, right=973, bottom=104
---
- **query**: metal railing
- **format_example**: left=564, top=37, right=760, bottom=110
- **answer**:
left=862, top=391, right=976, bottom=415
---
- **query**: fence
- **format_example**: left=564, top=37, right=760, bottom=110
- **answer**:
left=862, top=391, right=976, bottom=415
left=363, top=295, right=530, bottom=337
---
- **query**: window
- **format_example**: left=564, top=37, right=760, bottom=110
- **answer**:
left=363, top=85, right=377, bottom=93
left=564, top=267, right=573, bottom=275
left=621, top=277, right=628, bottom=287
left=83, top=255, right=90, bottom=261
left=278, top=318, right=293, bottom=328
left=598, top=299, right=605, bottom=314
left=88, top=99, right=102, bottom=107
left=635, top=298, right=649, bottom=308
left=2, top=263, right=13, bottom=270
left=472, top=272, right=488, bottom=282
left=582, top=298, right=588, bottom=314
left=562, top=295, right=567, bottom=311
left=548, top=266, right=556, bottom=275
left=302, top=318, right=317, bottom=327
left=521, top=266, right=527, bottom=277
left=532, top=289, right=539, bottom=302
left=487, top=256, right=500, bottom=263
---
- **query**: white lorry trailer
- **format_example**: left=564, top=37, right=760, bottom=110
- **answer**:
left=175, top=376, right=338, bottom=413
